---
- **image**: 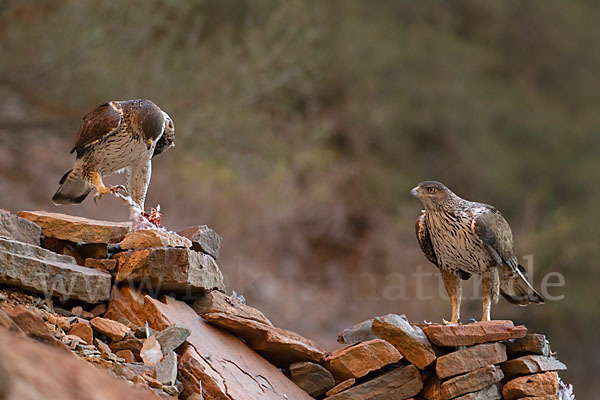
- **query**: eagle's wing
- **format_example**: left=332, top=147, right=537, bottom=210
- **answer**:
left=71, top=102, right=121, bottom=156
left=471, top=205, right=544, bottom=304
left=415, top=211, right=438, bottom=267
left=471, top=206, right=518, bottom=269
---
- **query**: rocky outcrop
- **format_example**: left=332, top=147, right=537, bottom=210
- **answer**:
left=0, top=210, right=574, bottom=399
left=144, top=295, right=314, bottom=399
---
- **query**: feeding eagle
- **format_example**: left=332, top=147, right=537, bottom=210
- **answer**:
left=410, top=181, right=544, bottom=322
left=52, top=99, right=174, bottom=218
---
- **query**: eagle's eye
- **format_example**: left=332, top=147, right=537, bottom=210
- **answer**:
left=428, top=187, right=437, bottom=194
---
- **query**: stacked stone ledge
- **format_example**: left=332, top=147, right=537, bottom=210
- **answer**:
left=0, top=209, right=574, bottom=399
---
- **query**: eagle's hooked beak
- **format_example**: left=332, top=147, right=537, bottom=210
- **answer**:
left=410, top=186, right=419, bottom=199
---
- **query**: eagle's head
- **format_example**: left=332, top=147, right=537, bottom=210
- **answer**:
left=153, top=113, right=175, bottom=158
left=410, top=181, right=454, bottom=208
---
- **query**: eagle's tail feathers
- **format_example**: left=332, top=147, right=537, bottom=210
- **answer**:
left=498, top=263, right=545, bottom=305
left=52, top=170, right=93, bottom=205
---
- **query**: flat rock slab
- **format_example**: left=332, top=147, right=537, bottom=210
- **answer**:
left=372, top=313, right=436, bottom=369
left=120, top=229, right=192, bottom=250
left=326, top=338, right=403, bottom=381
left=325, top=364, right=423, bottom=400
left=90, top=317, right=131, bottom=341
left=203, top=312, right=328, bottom=367
left=0, top=237, right=111, bottom=303
left=423, top=320, right=527, bottom=347
left=0, top=236, right=74, bottom=263
left=0, top=329, right=163, bottom=400
left=192, top=290, right=273, bottom=326
left=502, top=371, right=559, bottom=399
left=289, top=361, right=335, bottom=397
left=337, top=319, right=376, bottom=345
left=0, top=210, right=41, bottom=246
left=17, top=210, right=130, bottom=244
left=114, top=247, right=225, bottom=296
left=440, top=365, right=504, bottom=400
left=454, top=383, right=502, bottom=400
left=436, top=342, right=507, bottom=379
left=501, top=355, right=566, bottom=380
left=144, top=295, right=313, bottom=400
left=505, top=334, right=550, bottom=357
left=177, top=225, right=222, bottom=259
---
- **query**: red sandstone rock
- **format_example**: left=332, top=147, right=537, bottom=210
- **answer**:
left=502, top=371, right=559, bottom=399
left=119, top=229, right=192, bottom=250
left=203, top=311, right=328, bottom=367
left=192, top=290, right=273, bottom=326
left=436, top=342, right=507, bottom=379
left=371, top=313, right=436, bottom=369
left=0, top=329, right=163, bottom=399
left=326, top=379, right=356, bottom=397
left=7, top=305, right=57, bottom=346
left=68, top=322, right=93, bottom=345
left=501, top=355, right=566, bottom=380
left=505, top=333, right=551, bottom=357
left=90, top=316, right=130, bottom=341
left=0, top=309, right=24, bottom=336
left=145, top=295, right=313, bottom=399
left=16, top=210, right=129, bottom=243
left=423, top=320, right=527, bottom=347
left=104, top=286, right=148, bottom=326
left=440, top=365, right=504, bottom=400
left=114, top=247, right=225, bottom=295
left=325, top=339, right=403, bottom=381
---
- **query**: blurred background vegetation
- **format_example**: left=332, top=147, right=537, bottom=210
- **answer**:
left=0, top=0, right=598, bottom=395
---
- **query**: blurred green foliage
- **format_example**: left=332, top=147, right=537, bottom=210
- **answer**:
left=1, top=0, right=599, bottom=393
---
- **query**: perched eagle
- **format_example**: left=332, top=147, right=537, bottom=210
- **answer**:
left=410, top=181, right=543, bottom=322
left=52, top=99, right=174, bottom=217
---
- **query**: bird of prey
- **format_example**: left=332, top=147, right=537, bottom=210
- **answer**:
left=52, top=99, right=175, bottom=218
left=410, top=181, right=543, bottom=322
